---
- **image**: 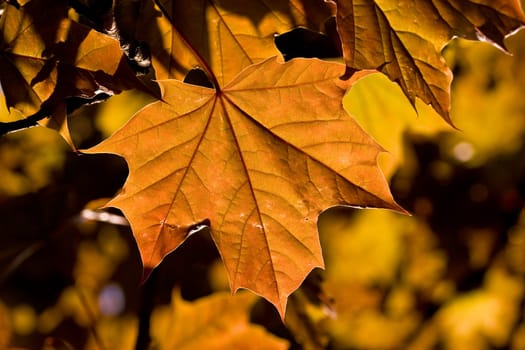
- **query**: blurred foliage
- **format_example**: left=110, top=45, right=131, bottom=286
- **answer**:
left=1, top=12, right=525, bottom=350
left=149, top=290, right=288, bottom=350
left=0, top=89, right=67, bottom=199
left=345, top=72, right=450, bottom=179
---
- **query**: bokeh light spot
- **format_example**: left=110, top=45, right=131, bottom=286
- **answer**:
left=98, top=283, right=125, bottom=316
left=452, top=141, right=475, bottom=162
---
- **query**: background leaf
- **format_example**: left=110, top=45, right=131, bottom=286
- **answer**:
left=150, top=290, right=288, bottom=350
left=0, top=0, right=140, bottom=145
left=344, top=72, right=450, bottom=178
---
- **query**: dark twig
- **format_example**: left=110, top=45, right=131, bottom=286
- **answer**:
left=0, top=107, right=50, bottom=136
left=135, top=271, right=158, bottom=350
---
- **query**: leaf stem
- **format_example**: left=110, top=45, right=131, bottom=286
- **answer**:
left=152, top=0, right=220, bottom=90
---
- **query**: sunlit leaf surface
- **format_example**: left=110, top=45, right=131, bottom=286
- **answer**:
left=87, top=57, right=402, bottom=316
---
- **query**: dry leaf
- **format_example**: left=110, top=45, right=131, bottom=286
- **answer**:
left=0, top=0, right=139, bottom=143
left=86, top=57, right=402, bottom=317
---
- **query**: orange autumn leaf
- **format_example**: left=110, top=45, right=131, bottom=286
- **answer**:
left=331, top=0, right=525, bottom=123
left=86, top=57, right=403, bottom=317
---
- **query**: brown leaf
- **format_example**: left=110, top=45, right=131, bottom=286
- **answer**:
left=0, top=0, right=139, bottom=141
left=150, top=290, right=288, bottom=350
left=331, top=0, right=525, bottom=123
left=86, top=57, right=403, bottom=317
left=38, top=103, right=76, bottom=151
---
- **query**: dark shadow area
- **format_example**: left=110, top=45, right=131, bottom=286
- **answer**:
left=0, top=133, right=129, bottom=348
left=275, top=17, right=341, bottom=61
left=275, top=27, right=340, bottom=61
left=384, top=132, right=525, bottom=340
left=134, top=227, right=220, bottom=350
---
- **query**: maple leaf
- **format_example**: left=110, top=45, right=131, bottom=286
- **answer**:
left=0, top=0, right=139, bottom=142
left=150, top=290, right=289, bottom=350
left=86, top=56, right=403, bottom=317
left=330, top=0, right=525, bottom=123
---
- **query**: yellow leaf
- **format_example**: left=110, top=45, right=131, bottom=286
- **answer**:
left=344, top=72, right=450, bottom=178
left=84, top=316, right=138, bottom=350
left=150, top=290, right=288, bottom=350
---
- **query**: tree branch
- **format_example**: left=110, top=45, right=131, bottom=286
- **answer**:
left=0, top=108, right=50, bottom=136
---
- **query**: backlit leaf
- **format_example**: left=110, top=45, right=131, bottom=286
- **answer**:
left=86, top=57, right=403, bottom=317
left=0, top=0, right=139, bottom=143
left=331, top=0, right=525, bottom=123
